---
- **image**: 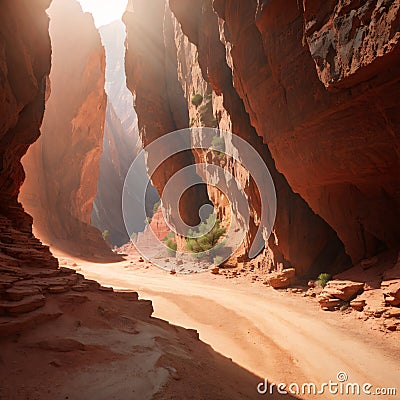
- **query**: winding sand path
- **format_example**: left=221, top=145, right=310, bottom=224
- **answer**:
left=65, top=255, right=400, bottom=399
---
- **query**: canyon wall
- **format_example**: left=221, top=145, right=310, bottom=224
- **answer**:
left=20, top=0, right=115, bottom=259
left=124, top=0, right=399, bottom=275
left=92, top=21, right=158, bottom=247
left=123, top=0, right=211, bottom=236
left=124, top=0, right=353, bottom=276
left=0, top=0, right=57, bottom=270
left=215, top=0, right=400, bottom=264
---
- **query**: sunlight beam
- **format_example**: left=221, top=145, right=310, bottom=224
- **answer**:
left=78, top=0, right=128, bottom=28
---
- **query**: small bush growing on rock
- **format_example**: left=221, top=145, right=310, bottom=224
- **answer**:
left=102, top=229, right=111, bottom=247
left=211, top=135, right=225, bottom=152
left=130, top=232, right=138, bottom=242
left=102, top=229, right=109, bottom=241
left=163, top=232, right=177, bottom=256
left=186, top=215, right=226, bottom=259
left=316, top=273, right=332, bottom=288
left=165, top=239, right=177, bottom=255
left=213, top=256, right=224, bottom=266
left=191, top=93, right=203, bottom=107
left=152, top=199, right=161, bottom=215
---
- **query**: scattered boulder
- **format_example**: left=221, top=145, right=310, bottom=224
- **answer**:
left=385, top=323, right=398, bottom=332
left=382, top=280, right=400, bottom=306
left=268, top=268, right=295, bottom=289
left=211, top=268, right=220, bottom=275
left=317, top=294, right=342, bottom=310
left=350, top=299, right=366, bottom=312
left=384, top=308, right=400, bottom=319
left=322, top=280, right=364, bottom=301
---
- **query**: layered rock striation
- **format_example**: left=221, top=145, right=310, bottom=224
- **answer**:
left=0, top=0, right=56, bottom=270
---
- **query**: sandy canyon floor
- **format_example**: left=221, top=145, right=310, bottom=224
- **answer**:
left=54, top=250, right=400, bottom=400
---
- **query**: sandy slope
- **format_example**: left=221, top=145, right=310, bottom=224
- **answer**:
left=60, top=253, right=399, bottom=400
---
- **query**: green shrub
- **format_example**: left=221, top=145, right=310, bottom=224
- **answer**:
left=213, top=256, right=224, bottom=266
left=163, top=233, right=177, bottom=256
left=102, top=229, right=111, bottom=247
left=163, top=232, right=175, bottom=241
left=211, top=135, right=225, bottom=152
left=102, top=229, right=109, bottom=241
left=152, top=199, right=161, bottom=215
left=130, top=232, right=138, bottom=242
left=316, top=273, right=332, bottom=288
left=165, top=239, right=177, bottom=256
left=186, top=215, right=226, bottom=258
left=191, top=93, right=203, bottom=107
left=165, top=239, right=177, bottom=252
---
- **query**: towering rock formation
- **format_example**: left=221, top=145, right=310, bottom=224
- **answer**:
left=124, top=0, right=399, bottom=276
left=123, top=1, right=211, bottom=236
left=215, top=0, right=400, bottom=264
left=92, top=21, right=158, bottom=247
left=20, top=0, right=115, bottom=259
left=0, top=0, right=56, bottom=269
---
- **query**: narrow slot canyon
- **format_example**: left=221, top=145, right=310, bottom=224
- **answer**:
left=0, top=1, right=399, bottom=399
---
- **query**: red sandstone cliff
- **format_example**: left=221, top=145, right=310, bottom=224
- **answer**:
left=216, top=0, right=400, bottom=264
left=0, top=0, right=57, bottom=270
left=19, top=0, right=115, bottom=259
left=124, top=0, right=399, bottom=275
left=92, top=21, right=158, bottom=247
left=0, top=5, right=268, bottom=398
left=123, top=1, right=211, bottom=236
left=123, top=0, right=353, bottom=276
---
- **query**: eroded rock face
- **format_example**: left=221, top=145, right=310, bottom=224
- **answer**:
left=122, top=0, right=349, bottom=275
left=92, top=21, right=158, bottom=247
left=20, top=0, right=115, bottom=258
left=123, top=0, right=211, bottom=235
left=302, top=0, right=400, bottom=88
left=0, top=0, right=56, bottom=270
left=219, top=0, right=400, bottom=263
left=124, top=0, right=399, bottom=274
